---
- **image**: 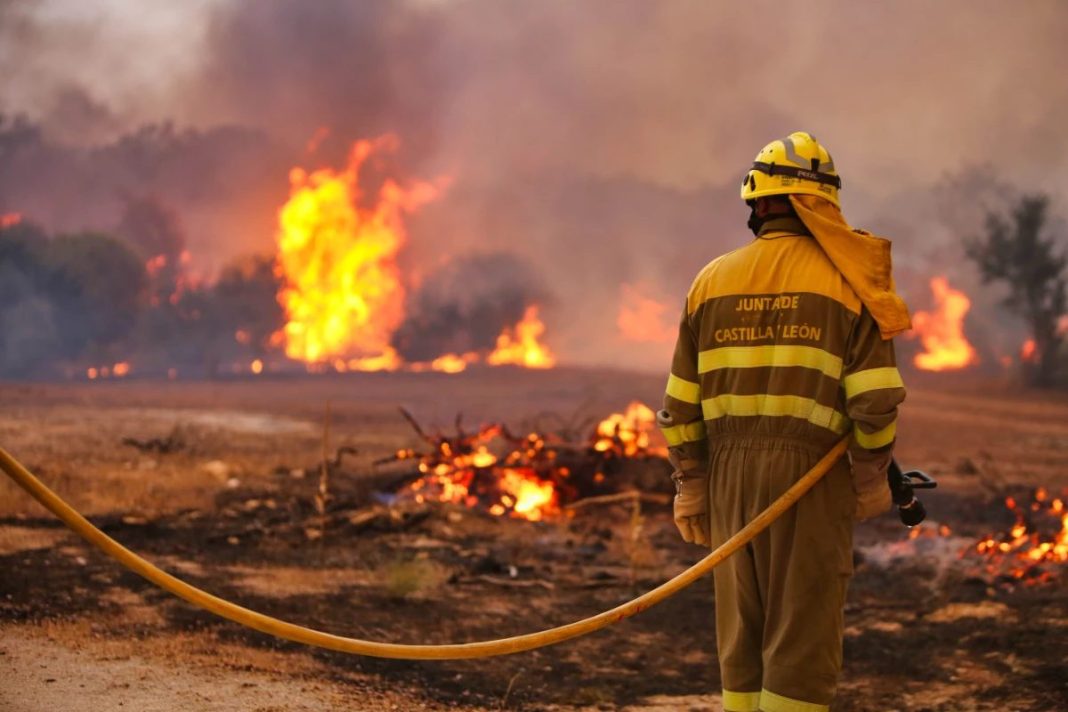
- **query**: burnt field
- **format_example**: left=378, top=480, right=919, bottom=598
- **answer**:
left=1, top=369, right=1067, bottom=711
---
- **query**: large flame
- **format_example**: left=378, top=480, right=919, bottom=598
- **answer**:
left=910, top=276, right=978, bottom=371
left=275, top=137, right=439, bottom=367
left=274, top=139, right=556, bottom=374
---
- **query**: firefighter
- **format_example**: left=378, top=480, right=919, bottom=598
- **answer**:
left=658, top=131, right=910, bottom=711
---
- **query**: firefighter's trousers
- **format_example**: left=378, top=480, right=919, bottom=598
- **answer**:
left=708, top=436, right=855, bottom=712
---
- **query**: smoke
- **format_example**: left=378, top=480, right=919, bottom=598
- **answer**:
left=0, top=116, right=292, bottom=271
left=2, top=1, right=1067, bottom=371
left=391, top=253, right=547, bottom=361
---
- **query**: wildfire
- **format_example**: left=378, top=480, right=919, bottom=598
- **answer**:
left=1020, top=338, right=1037, bottom=363
left=86, top=362, right=131, bottom=380
left=592, top=401, right=666, bottom=457
left=486, top=306, right=556, bottom=369
left=405, top=352, right=477, bottom=374
left=273, top=138, right=555, bottom=374
left=0, top=212, right=21, bottom=229
left=909, top=276, right=978, bottom=371
left=617, top=283, right=676, bottom=343
left=275, top=137, right=439, bottom=368
left=389, top=402, right=666, bottom=521
left=399, top=425, right=562, bottom=521
left=968, top=488, right=1068, bottom=585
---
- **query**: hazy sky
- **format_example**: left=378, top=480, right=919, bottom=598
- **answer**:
left=4, top=0, right=1066, bottom=197
left=2, top=0, right=1065, bottom=368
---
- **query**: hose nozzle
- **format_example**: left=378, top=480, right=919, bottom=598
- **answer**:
left=887, top=460, right=937, bottom=527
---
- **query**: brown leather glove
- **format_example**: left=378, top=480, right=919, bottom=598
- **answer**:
left=672, top=469, right=710, bottom=546
left=657, top=409, right=711, bottom=545
left=850, top=447, right=893, bottom=521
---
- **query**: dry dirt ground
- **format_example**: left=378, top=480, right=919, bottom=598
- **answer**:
left=1, top=368, right=1067, bottom=711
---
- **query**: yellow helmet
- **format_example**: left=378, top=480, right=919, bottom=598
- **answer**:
left=740, top=131, right=842, bottom=207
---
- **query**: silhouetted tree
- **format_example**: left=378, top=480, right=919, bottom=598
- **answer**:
left=0, top=221, right=59, bottom=376
left=966, top=195, right=1067, bottom=386
left=170, top=255, right=284, bottom=377
left=0, top=223, right=146, bottom=376
left=45, top=232, right=146, bottom=360
left=116, top=196, right=186, bottom=307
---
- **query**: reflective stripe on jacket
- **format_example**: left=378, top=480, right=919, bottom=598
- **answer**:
left=660, top=216, right=905, bottom=464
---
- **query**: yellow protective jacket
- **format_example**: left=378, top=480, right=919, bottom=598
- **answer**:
left=660, top=215, right=905, bottom=508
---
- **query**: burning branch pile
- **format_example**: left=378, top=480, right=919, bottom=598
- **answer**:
left=380, top=402, right=669, bottom=521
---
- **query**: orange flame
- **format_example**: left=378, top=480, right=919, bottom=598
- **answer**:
left=86, top=362, right=130, bottom=380
left=971, top=488, right=1068, bottom=584
left=396, top=402, right=666, bottom=520
left=430, top=352, right=479, bottom=374
left=910, top=277, right=978, bottom=371
left=486, top=306, right=556, bottom=369
left=617, top=283, right=676, bottom=343
left=1020, top=338, right=1037, bottom=363
left=0, top=212, right=22, bottom=229
left=497, top=468, right=558, bottom=520
left=592, top=401, right=666, bottom=457
left=402, top=427, right=560, bottom=521
left=275, top=137, right=439, bottom=367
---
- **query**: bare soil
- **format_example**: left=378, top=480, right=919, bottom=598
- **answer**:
left=1, top=368, right=1067, bottom=711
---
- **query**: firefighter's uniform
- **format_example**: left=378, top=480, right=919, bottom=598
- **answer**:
left=659, top=132, right=908, bottom=711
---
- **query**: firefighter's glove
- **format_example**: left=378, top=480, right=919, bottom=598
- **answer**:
left=850, top=447, right=893, bottom=521
left=672, top=470, right=710, bottom=547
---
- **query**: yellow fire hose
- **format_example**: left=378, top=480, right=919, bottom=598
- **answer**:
left=0, top=437, right=847, bottom=660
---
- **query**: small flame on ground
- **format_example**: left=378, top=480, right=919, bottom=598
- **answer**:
left=486, top=306, right=556, bottom=369
left=86, top=362, right=131, bottom=380
left=250, top=359, right=264, bottom=374
left=1020, top=338, right=1037, bottom=363
left=406, top=353, right=480, bottom=374
left=969, top=488, right=1068, bottom=585
left=909, top=276, right=978, bottom=371
left=617, top=283, right=676, bottom=344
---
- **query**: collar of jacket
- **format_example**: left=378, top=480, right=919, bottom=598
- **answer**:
left=757, top=216, right=811, bottom=239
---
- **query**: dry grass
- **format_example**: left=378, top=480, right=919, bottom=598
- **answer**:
left=378, top=556, right=448, bottom=599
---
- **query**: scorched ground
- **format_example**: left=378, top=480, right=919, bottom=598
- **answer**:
left=1, top=368, right=1067, bottom=711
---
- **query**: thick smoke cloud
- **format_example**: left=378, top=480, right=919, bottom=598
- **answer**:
left=2, top=1, right=1067, bottom=370
left=0, top=116, right=291, bottom=269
